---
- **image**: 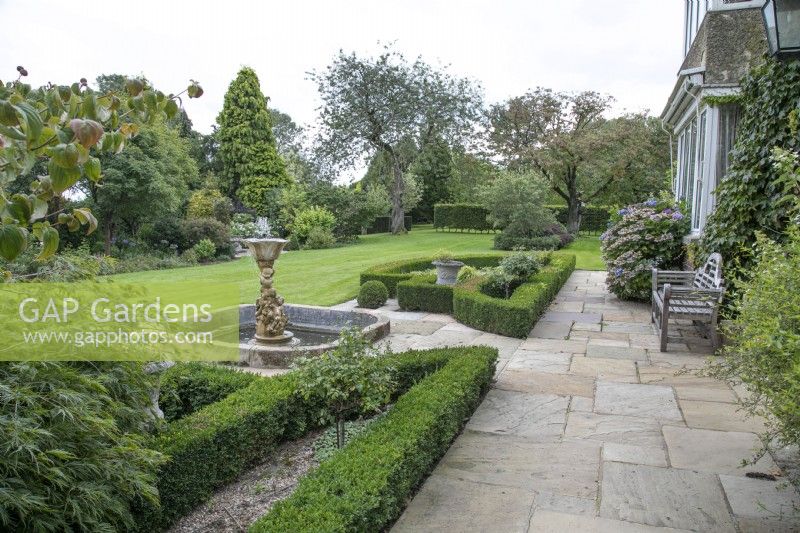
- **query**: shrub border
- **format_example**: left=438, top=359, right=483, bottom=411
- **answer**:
left=250, top=346, right=497, bottom=532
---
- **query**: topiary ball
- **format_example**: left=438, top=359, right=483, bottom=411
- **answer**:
left=358, top=280, right=389, bottom=309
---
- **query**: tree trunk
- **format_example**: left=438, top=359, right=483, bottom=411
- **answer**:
left=565, top=166, right=582, bottom=234
left=336, top=418, right=346, bottom=449
left=390, top=156, right=406, bottom=234
left=103, top=222, right=114, bottom=256
left=566, top=198, right=582, bottom=234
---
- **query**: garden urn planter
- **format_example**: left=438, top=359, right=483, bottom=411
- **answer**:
left=432, top=260, right=464, bottom=286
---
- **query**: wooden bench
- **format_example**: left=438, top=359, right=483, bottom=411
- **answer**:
left=651, top=253, right=725, bottom=352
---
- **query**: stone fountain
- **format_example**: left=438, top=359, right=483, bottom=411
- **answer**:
left=243, top=238, right=293, bottom=344
left=236, top=237, right=390, bottom=368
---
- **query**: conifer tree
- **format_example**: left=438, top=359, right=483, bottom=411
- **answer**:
left=216, top=67, right=291, bottom=214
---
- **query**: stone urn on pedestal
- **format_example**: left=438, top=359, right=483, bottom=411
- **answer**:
left=432, top=251, right=464, bottom=286
left=244, top=238, right=293, bottom=343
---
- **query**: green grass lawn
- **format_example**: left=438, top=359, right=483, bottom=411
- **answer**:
left=110, top=227, right=603, bottom=306
left=565, top=235, right=605, bottom=271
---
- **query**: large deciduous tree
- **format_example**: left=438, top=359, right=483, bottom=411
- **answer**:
left=488, top=89, right=614, bottom=233
left=216, top=67, right=291, bottom=215
left=87, top=120, right=197, bottom=253
left=580, top=114, right=671, bottom=206
left=310, top=47, right=481, bottom=234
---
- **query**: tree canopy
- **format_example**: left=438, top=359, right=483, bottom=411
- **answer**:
left=87, top=120, right=197, bottom=252
left=310, top=46, right=482, bottom=233
left=488, top=88, right=613, bottom=232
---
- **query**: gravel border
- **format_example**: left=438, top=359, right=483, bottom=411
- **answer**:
left=168, top=430, right=322, bottom=532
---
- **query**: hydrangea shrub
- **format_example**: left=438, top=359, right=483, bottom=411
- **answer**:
left=600, top=199, right=689, bottom=300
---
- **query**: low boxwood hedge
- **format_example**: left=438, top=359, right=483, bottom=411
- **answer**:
left=453, top=254, right=576, bottom=338
left=397, top=273, right=455, bottom=313
left=433, top=203, right=492, bottom=232
left=159, top=363, right=260, bottom=422
left=135, top=347, right=496, bottom=531
left=360, top=252, right=506, bottom=297
left=250, top=346, right=497, bottom=532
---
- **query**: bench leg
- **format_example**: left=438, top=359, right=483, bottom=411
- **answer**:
left=709, top=316, right=721, bottom=352
left=659, top=307, right=670, bottom=352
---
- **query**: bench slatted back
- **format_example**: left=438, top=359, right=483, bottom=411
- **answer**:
left=693, top=253, right=723, bottom=290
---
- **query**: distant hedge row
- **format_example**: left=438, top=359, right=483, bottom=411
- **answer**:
left=547, top=205, right=611, bottom=234
left=251, top=346, right=497, bottom=532
left=433, top=204, right=493, bottom=232
left=366, top=215, right=413, bottom=234
left=135, top=347, right=496, bottom=531
left=360, top=252, right=507, bottom=296
left=433, top=202, right=611, bottom=234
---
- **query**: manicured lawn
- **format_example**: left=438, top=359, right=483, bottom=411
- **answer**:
left=110, top=227, right=604, bottom=306
left=564, top=235, right=605, bottom=271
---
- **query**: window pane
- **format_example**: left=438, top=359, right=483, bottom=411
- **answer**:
left=693, top=111, right=707, bottom=230
left=686, top=117, right=697, bottom=222
left=715, top=104, right=739, bottom=189
left=777, top=0, right=800, bottom=50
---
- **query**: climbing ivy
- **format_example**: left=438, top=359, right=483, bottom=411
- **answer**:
left=701, top=94, right=743, bottom=107
left=700, top=57, right=800, bottom=302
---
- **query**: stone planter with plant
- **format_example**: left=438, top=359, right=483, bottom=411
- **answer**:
left=432, top=250, right=464, bottom=286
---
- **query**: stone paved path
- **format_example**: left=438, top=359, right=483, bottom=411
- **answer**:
left=338, top=271, right=800, bottom=532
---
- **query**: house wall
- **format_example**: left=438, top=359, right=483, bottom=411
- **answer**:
left=667, top=5, right=767, bottom=236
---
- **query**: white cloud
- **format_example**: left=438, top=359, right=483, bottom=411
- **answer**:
left=0, top=0, right=684, bottom=134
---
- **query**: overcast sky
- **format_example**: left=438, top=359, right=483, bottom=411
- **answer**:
left=0, top=0, right=685, bottom=135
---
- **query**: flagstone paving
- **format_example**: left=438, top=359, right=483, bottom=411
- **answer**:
left=346, top=270, right=800, bottom=532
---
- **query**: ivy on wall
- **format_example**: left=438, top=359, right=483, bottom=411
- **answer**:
left=700, top=57, right=800, bottom=299
left=702, top=94, right=743, bottom=107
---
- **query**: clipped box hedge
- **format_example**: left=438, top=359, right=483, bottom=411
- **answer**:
left=250, top=346, right=497, bottom=532
left=433, top=203, right=492, bottom=232
left=453, top=253, right=576, bottom=338
left=159, top=363, right=259, bottom=422
left=360, top=252, right=506, bottom=297
left=397, top=273, right=455, bottom=313
left=135, top=373, right=308, bottom=531
left=136, top=347, right=495, bottom=531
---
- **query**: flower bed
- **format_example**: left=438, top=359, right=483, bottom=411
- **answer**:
left=250, top=346, right=497, bottom=532
left=134, top=347, right=497, bottom=531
